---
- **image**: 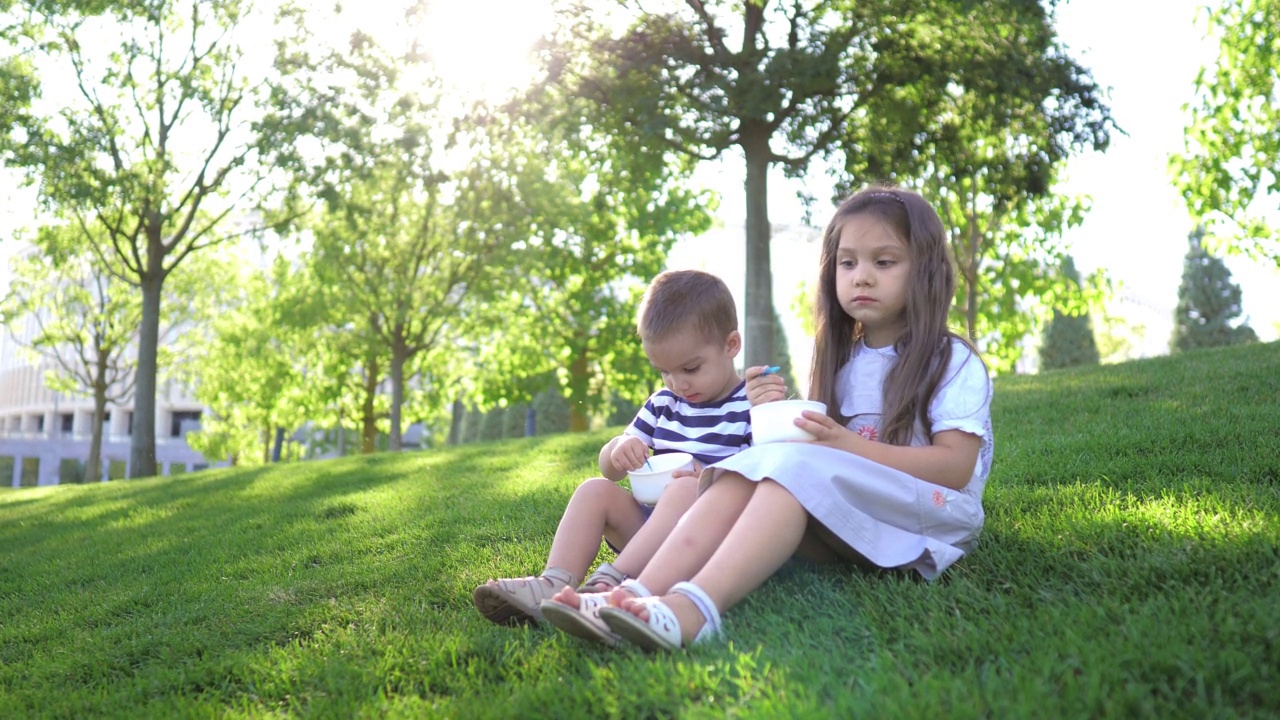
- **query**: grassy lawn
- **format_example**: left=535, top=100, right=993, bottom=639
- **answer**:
left=2, top=342, right=1278, bottom=718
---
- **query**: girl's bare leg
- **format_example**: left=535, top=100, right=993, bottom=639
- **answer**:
left=615, top=476, right=809, bottom=643
left=608, top=474, right=699, bottom=578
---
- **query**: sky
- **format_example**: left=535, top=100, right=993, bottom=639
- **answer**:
left=3, top=0, right=1278, bottom=376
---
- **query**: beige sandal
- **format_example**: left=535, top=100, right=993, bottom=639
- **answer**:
left=578, top=562, right=626, bottom=593
left=473, top=567, right=574, bottom=626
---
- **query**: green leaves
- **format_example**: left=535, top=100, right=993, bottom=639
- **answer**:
left=831, top=1, right=1114, bottom=373
left=543, top=1, right=1112, bottom=369
left=464, top=86, right=712, bottom=429
left=1173, top=0, right=1280, bottom=267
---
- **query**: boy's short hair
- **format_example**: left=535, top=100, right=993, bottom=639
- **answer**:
left=637, top=269, right=738, bottom=343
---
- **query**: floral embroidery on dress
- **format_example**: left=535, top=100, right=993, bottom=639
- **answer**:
left=856, top=424, right=879, bottom=441
left=932, top=489, right=946, bottom=507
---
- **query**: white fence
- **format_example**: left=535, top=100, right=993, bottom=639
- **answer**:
left=0, top=434, right=215, bottom=487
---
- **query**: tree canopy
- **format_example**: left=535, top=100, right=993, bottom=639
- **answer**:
left=834, top=0, right=1113, bottom=371
left=544, top=0, right=1112, bottom=371
left=7, top=0, right=270, bottom=477
left=465, top=87, right=713, bottom=431
left=1173, top=0, right=1280, bottom=267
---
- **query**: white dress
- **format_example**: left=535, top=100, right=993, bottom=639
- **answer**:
left=703, top=339, right=994, bottom=579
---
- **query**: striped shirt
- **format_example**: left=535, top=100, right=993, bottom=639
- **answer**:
left=623, top=381, right=753, bottom=466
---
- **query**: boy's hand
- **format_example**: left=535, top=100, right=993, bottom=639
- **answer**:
left=610, top=436, right=651, bottom=473
left=745, top=365, right=787, bottom=406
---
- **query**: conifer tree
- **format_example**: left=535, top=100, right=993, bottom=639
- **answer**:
left=531, top=388, right=571, bottom=436
left=1171, top=228, right=1258, bottom=352
left=1039, top=257, right=1101, bottom=370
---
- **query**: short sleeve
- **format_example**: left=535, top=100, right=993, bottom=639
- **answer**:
left=929, top=341, right=992, bottom=439
left=622, top=392, right=661, bottom=448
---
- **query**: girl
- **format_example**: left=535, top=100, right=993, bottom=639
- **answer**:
left=542, top=187, right=994, bottom=650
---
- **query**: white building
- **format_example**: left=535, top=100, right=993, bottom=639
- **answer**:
left=0, top=314, right=217, bottom=488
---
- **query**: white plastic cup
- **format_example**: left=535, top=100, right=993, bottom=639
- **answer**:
left=627, top=452, right=695, bottom=505
left=750, top=400, right=828, bottom=444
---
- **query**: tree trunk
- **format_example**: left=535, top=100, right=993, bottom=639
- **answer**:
left=965, top=212, right=981, bottom=341
left=741, top=123, right=775, bottom=368
left=88, top=383, right=107, bottom=483
left=361, top=356, right=379, bottom=453
left=130, top=272, right=162, bottom=478
left=388, top=343, right=406, bottom=451
left=272, top=426, right=285, bottom=462
left=447, top=396, right=464, bottom=445
left=567, top=347, right=589, bottom=432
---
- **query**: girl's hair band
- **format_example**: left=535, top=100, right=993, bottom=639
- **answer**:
left=862, top=191, right=904, bottom=203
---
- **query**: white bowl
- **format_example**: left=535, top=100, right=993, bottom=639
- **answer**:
left=750, top=400, right=828, bottom=444
left=627, top=452, right=695, bottom=505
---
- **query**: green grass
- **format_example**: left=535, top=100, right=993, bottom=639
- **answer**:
left=3, top=342, right=1279, bottom=718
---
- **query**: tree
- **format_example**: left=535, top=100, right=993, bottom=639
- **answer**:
left=1, top=223, right=211, bottom=480
left=0, top=1, right=39, bottom=148
left=531, top=387, right=571, bottom=436
left=770, top=303, right=799, bottom=395
left=1171, top=228, right=1258, bottom=352
left=1173, top=0, right=1280, bottom=267
left=467, top=100, right=712, bottom=431
left=184, top=254, right=318, bottom=466
left=1, top=234, right=138, bottom=483
left=834, top=1, right=1113, bottom=372
left=545, top=0, right=1109, bottom=370
left=262, top=22, right=520, bottom=451
left=1038, top=257, right=1100, bottom=371
left=10, top=1, right=270, bottom=477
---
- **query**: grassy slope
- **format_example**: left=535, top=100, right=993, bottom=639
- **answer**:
left=1, top=342, right=1278, bottom=718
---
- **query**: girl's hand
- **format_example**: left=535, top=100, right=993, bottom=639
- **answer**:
left=795, top=410, right=860, bottom=453
left=744, top=365, right=787, bottom=406
left=611, top=436, right=651, bottom=472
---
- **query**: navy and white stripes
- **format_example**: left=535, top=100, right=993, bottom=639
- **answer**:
left=623, top=381, right=752, bottom=466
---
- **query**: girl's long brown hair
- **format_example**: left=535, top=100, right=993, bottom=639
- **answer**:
left=808, top=187, right=975, bottom=446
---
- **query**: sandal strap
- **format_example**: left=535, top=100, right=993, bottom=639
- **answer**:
left=541, top=566, right=575, bottom=589
left=580, top=562, right=625, bottom=590
left=578, top=591, right=613, bottom=614
left=669, top=581, right=722, bottom=643
left=618, top=578, right=652, bottom=599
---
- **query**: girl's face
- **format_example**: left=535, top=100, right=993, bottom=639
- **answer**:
left=834, top=214, right=912, bottom=348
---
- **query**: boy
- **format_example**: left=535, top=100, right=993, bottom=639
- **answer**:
left=472, top=269, right=752, bottom=635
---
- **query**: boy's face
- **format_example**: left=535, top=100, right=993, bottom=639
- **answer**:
left=642, top=327, right=742, bottom=404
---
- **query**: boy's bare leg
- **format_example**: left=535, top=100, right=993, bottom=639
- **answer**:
left=475, top=476, right=647, bottom=624
left=549, top=473, right=756, bottom=609
left=613, top=477, right=809, bottom=643
left=541, top=476, right=648, bottom=585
